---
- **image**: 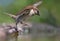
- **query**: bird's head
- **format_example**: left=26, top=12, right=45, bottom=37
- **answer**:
left=33, top=8, right=40, bottom=16
left=29, top=7, right=40, bottom=16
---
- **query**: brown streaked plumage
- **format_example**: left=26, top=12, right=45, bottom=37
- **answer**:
left=16, top=5, right=38, bottom=15
left=15, top=5, right=40, bottom=25
left=5, top=0, right=42, bottom=26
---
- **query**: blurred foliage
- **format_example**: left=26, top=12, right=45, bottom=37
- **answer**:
left=0, top=0, right=60, bottom=26
left=0, top=11, right=14, bottom=23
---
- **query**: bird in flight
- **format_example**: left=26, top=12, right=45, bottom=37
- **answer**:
left=5, top=1, right=42, bottom=25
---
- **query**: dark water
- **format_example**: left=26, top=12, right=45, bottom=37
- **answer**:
left=18, top=27, right=60, bottom=41
left=18, top=33, right=60, bottom=41
left=17, top=23, right=60, bottom=41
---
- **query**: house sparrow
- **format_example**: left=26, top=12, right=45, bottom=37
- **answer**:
left=4, top=1, right=42, bottom=34
left=15, top=6, right=40, bottom=24
left=5, top=1, right=42, bottom=25
left=15, top=1, right=42, bottom=25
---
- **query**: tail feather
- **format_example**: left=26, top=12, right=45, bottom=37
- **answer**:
left=4, top=12, right=17, bottom=19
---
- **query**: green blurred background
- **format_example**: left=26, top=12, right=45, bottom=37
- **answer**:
left=0, top=0, right=60, bottom=26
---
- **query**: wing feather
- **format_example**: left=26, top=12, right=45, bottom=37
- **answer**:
left=16, top=9, right=30, bottom=24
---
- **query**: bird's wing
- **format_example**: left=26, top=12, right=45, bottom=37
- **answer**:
left=15, top=5, right=34, bottom=16
left=16, top=9, right=30, bottom=19
left=16, top=9, right=30, bottom=24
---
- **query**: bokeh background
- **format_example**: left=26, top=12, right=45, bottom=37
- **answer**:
left=0, top=0, right=60, bottom=26
left=0, top=0, right=60, bottom=41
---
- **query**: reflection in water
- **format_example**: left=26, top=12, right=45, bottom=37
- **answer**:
left=18, top=23, right=60, bottom=41
left=18, top=28, right=59, bottom=41
left=4, top=23, right=60, bottom=41
left=18, top=33, right=60, bottom=41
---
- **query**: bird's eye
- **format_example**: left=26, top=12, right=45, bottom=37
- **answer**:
left=34, top=10, right=37, bottom=13
left=34, top=10, right=40, bottom=16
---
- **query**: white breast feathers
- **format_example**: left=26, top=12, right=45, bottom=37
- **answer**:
left=29, top=9, right=35, bottom=16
